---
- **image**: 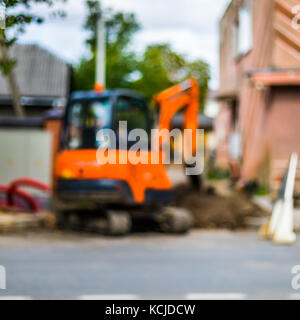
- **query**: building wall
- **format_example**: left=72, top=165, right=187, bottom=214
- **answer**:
left=272, top=0, right=300, bottom=68
left=239, top=0, right=300, bottom=186
left=219, top=0, right=239, bottom=97
left=265, top=87, right=300, bottom=193
left=217, top=0, right=300, bottom=191
left=218, top=0, right=274, bottom=177
left=219, top=0, right=300, bottom=98
left=214, top=101, right=232, bottom=168
left=0, top=129, right=52, bottom=186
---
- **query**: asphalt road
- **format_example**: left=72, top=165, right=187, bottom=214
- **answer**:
left=0, top=230, right=300, bottom=300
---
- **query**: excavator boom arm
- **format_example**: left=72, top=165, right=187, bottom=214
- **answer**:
left=154, top=78, right=200, bottom=151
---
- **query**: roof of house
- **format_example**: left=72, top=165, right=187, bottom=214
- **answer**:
left=0, top=117, right=44, bottom=128
left=0, top=44, right=70, bottom=99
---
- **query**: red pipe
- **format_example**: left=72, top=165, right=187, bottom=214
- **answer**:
left=0, top=199, right=9, bottom=210
left=0, top=184, right=8, bottom=192
left=5, top=179, right=50, bottom=213
left=0, top=183, right=39, bottom=212
left=0, top=184, right=9, bottom=210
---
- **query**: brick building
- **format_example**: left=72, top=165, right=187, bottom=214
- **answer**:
left=215, top=0, right=300, bottom=192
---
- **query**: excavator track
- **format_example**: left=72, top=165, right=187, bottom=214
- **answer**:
left=156, top=207, right=194, bottom=234
left=106, top=211, right=132, bottom=235
left=55, top=210, right=132, bottom=236
left=56, top=206, right=193, bottom=235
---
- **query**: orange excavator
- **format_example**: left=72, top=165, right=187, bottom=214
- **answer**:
left=53, top=78, right=200, bottom=235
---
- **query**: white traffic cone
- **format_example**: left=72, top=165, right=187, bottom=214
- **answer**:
left=266, top=199, right=284, bottom=238
left=272, top=198, right=296, bottom=244
left=272, top=153, right=298, bottom=245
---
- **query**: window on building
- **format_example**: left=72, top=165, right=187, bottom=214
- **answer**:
left=232, top=20, right=239, bottom=58
left=237, top=1, right=253, bottom=56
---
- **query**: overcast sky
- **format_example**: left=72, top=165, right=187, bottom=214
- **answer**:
left=18, top=0, right=231, bottom=89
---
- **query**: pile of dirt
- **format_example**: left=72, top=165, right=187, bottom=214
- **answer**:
left=173, top=185, right=268, bottom=230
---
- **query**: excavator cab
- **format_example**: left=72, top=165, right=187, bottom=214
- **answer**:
left=61, top=90, right=151, bottom=151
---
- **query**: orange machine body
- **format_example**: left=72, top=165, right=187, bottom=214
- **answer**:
left=55, top=149, right=171, bottom=204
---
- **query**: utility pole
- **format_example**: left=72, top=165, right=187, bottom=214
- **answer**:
left=96, top=6, right=106, bottom=89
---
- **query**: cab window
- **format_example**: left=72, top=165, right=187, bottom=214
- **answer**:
left=115, top=96, right=149, bottom=132
left=67, top=98, right=112, bottom=149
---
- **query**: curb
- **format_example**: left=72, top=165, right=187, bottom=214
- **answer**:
left=0, top=211, right=55, bottom=233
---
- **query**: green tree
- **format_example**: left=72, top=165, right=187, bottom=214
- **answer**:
left=132, top=44, right=210, bottom=108
left=0, top=0, right=66, bottom=117
left=185, top=59, right=210, bottom=108
left=132, top=44, right=186, bottom=101
left=73, top=0, right=140, bottom=90
left=74, top=1, right=210, bottom=109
